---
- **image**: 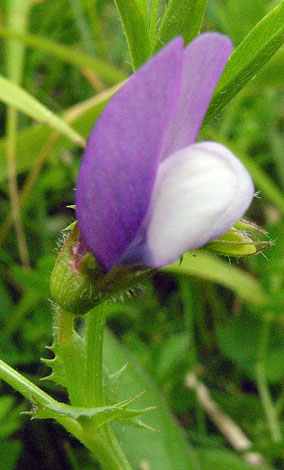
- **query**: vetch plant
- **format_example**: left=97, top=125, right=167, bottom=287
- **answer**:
left=76, top=34, right=254, bottom=272
left=0, top=25, right=276, bottom=470
left=50, top=33, right=266, bottom=317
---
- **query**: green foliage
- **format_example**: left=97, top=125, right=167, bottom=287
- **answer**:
left=113, top=0, right=151, bottom=69
left=155, top=0, right=208, bottom=51
left=104, top=331, right=200, bottom=470
left=165, top=251, right=269, bottom=305
left=0, top=441, right=22, bottom=470
left=0, top=74, right=85, bottom=147
left=0, top=0, right=283, bottom=468
left=0, top=28, right=126, bottom=83
left=205, top=0, right=284, bottom=124
left=216, top=314, right=284, bottom=383
left=0, top=396, right=24, bottom=439
left=0, top=85, right=119, bottom=182
left=36, top=395, right=152, bottom=426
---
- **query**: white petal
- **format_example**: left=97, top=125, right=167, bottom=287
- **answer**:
left=144, top=142, right=254, bottom=267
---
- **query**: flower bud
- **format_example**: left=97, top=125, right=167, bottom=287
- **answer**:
left=205, top=219, right=272, bottom=257
left=50, top=225, right=104, bottom=314
left=50, top=224, right=151, bottom=315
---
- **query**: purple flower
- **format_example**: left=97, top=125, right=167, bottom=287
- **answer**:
left=76, top=34, right=254, bottom=272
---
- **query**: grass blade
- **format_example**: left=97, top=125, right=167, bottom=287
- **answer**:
left=0, top=84, right=121, bottom=183
left=0, top=28, right=126, bottom=84
left=205, top=0, right=284, bottom=124
left=113, top=0, right=151, bottom=69
left=155, top=0, right=208, bottom=51
left=165, top=252, right=268, bottom=306
left=0, top=75, right=85, bottom=147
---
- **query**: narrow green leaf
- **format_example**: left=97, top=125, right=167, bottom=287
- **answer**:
left=155, top=0, right=208, bottom=51
left=135, top=0, right=148, bottom=20
left=104, top=331, right=200, bottom=470
left=149, top=0, right=159, bottom=48
left=113, top=0, right=151, bottom=69
left=205, top=0, right=284, bottom=124
left=0, top=28, right=126, bottom=84
left=0, top=75, right=85, bottom=147
left=165, top=252, right=269, bottom=306
left=0, top=85, right=120, bottom=182
left=44, top=330, right=86, bottom=406
left=39, top=399, right=149, bottom=424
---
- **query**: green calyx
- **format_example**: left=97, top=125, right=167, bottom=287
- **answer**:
left=50, top=224, right=151, bottom=315
left=50, top=225, right=104, bottom=314
left=205, top=219, right=272, bottom=257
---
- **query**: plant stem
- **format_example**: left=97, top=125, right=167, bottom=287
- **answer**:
left=85, top=304, right=105, bottom=407
left=0, top=300, right=133, bottom=469
left=57, top=307, right=74, bottom=346
left=0, top=357, right=85, bottom=444
left=85, top=305, right=134, bottom=470
left=0, top=358, right=54, bottom=405
left=256, top=317, right=282, bottom=443
left=82, top=427, right=134, bottom=470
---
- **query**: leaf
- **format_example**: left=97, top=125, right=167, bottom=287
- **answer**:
left=0, top=278, right=13, bottom=319
left=43, top=329, right=87, bottom=407
left=197, top=448, right=269, bottom=470
left=135, top=0, right=148, bottom=20
left=155, top=333, right=190, bottom=383
left=0, top=28, right=126, bottom=84
left=37, top=395, right=151, bottom=428
left=164, top=252, right=269, bottom=306
left=149, top=0, right=159, bottom=47
left=205, top=0, right=284, bottom=124
left=216, top=315, right=284, bottom=384
left=104, top=330, right=201, bottom=470
left=0, top=396, right=24, bottom=439
left=155, top=0, right=208, bottom=51
left=0, top=84, right=120, bottom=182
left=113, top=0, right=151, bottom=69
left=0, top=74, right=85, bottom=147
left=208, top=0, right=267, bottom=46
left=0, top=441, right=22, bottom=470
left=252, top=47, right=284, bottom=88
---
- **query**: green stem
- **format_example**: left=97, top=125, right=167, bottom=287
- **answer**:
left=55, top=306, right=87, bottom=407
left=82, top=427, right=133, bottom=470
left=57, top=307, right=74, bottom=346
left=256, top=317, right=282, bottom=443
left=85, top=304, right=105, bottom=407
left=85, top=305, right=133, bottom=470
left=0, top=358, right=54, bottom=405
left=0, top=358, right=82, bottom=439
left=0, top=302, right=133, bottom=470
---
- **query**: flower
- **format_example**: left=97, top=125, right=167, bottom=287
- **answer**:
left=76, top=34, right=254, bottom=272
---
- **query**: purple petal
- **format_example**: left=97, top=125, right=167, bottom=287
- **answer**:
left=162, top=33, right=233, bottom=158
left=76, top=38, right=184, bottom=271
left=143, top=142, right=254, bottom=268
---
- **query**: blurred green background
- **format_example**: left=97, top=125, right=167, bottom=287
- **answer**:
left=0, top=0, right=283, bottom=469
